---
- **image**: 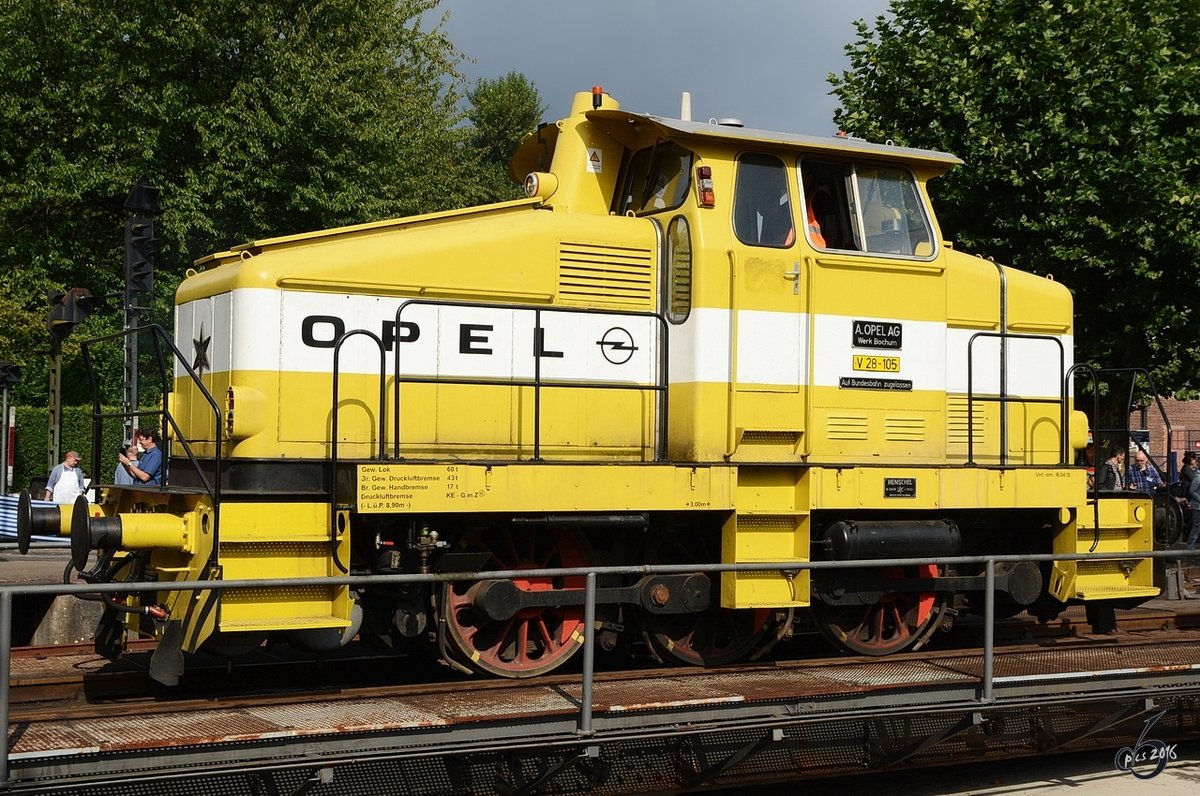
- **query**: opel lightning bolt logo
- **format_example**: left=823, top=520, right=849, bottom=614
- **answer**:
left=597, top=327, right=637, bottom=365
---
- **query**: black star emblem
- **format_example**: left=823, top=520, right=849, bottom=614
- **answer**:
left=192, top=324, right=211, bottom=375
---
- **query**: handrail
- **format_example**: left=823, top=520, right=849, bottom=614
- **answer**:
left=1065, top=363, right=1104, bottom=550
left=329, top=329, right=389, bottom=573
left=79, top=324, right=223, bottom=538
left=1068, top=365, right=1178, bottom=548
left=965, top=330, right=1066, bottom=466
left=391, top=300, right=670, bottom=462
left=1073, top=366, right=1175, bottom=477
left=0, top=544, right=1191, bottom=782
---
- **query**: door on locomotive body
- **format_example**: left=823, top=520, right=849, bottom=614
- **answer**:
left=614, top=139, right=713, bottom=462
left=722, top=152, right=806, bottom=462
left=618, top=143, right=807, bottom=463
left=796, top=157, right=944, bottom=464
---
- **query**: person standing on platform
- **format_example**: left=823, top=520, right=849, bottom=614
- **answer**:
left=118, top=428, right=163, bottom=486
left=1127, top=450, right=1164, bottom=493
left=44, top=451, right=86, bottom=504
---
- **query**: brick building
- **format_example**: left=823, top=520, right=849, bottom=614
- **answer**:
left=1129, top=397, right=1200, bottom=473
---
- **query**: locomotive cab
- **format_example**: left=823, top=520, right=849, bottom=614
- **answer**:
left=35, top=89, right=1156, bottom=683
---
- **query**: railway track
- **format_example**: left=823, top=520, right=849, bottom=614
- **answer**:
left=6, top=624, right=1200, bottom=794
left=8, top=598, right=1198, bottom=717
left=12, top=630, right=1200, bottom=716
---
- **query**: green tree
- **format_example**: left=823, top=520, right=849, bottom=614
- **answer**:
left=466, top=71, right=546, bottom=202
left=0, top=0, right=476, bottom=405
left=832, top=0, right=1200, bottom=394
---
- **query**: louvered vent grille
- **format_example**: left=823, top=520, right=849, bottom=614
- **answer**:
left=827, top=414, right=869, bottom=440
left=947, top=397, right=987, bottom=446
left=558, top=242, right=655, bottom=307
left=885, top=416, right=926, bottom=442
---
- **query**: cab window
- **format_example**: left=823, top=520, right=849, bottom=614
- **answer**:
left=665, top=216, right=692, bottom=324
left=616, top=142, right=694, bottom=216
left=800, top=161, right=933, bottom=257
left=733, top=154, right=793, bottom=248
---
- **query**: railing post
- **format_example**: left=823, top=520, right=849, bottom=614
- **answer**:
left=982, top=558, right=995, bottom=704
left=0, top=588, right=12, bottom=783
left=579, top=571, right=596, bottom=735
left=533, top=308, right=542, bottom=461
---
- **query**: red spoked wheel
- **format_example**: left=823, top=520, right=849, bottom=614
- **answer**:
left=442, top=527, right=589, bottom=677
left=643, top=529, right=787, bottom=667
left=811, top=563, right=949, bottom=656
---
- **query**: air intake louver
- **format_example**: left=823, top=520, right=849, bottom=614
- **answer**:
left=558, top=242, right=654, bottom=308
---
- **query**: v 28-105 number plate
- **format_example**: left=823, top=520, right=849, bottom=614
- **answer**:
left=852, top=355, right=901, bottom=373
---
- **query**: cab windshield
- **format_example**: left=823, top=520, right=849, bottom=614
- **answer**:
left=616, top=142, right=694, bottom=216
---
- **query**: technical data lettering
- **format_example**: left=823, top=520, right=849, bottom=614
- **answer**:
left=838, top=376, right=913, bottom=391
left=357, top=465, right=443, bottom=512
left=357, top=464, right=489, bottom=511
left=442, top=465, right=486, bottom=501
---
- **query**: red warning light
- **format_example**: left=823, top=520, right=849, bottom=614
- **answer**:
left=695, top=165, right=715, bottom=207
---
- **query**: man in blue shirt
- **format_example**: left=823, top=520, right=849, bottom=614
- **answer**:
left=1126, top=449, right=1163, bottom=494
left=118, top=428, right=163, bottom=486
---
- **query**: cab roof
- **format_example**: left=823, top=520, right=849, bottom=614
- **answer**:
left=586, top=109, right=962, bottom=171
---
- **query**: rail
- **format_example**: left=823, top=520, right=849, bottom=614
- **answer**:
left=1069, top=365, right=1179, bottom=548
left=328, top=302, right=670, bottom=566
left=0, top=546, right=1195, bottom=783
left=390, top=300, right=670, bottom=462
left=965, top=330, right=1066, bottom=466
left=1071, top=364, right=1176, bottom=481
left=78, top=324, right=224, bottom=524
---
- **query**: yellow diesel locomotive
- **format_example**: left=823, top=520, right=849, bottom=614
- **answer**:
left=24, top=88, right=1155, bottom=682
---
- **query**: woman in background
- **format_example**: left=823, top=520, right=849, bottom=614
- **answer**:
left=1180, top=451, right=1197, bottom=487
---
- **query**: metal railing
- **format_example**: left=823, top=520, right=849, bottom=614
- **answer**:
left=79, top=324, right=225, bottom=536
left=390, top=300, right=671, bottom=462
left=0, top=547, right=1194, bottom=783
left=965, top=331, right=1066, bottom=466
left=1073, top=365, right=1177, bottom=485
